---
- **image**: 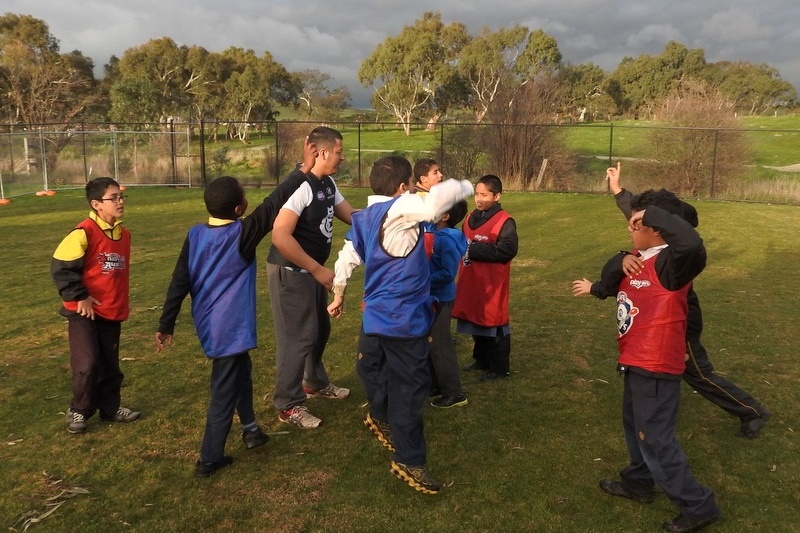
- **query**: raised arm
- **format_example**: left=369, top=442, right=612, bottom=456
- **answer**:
left=238, top=138, right=317, bottom=259
left=637, top=206, right=707, bottom=290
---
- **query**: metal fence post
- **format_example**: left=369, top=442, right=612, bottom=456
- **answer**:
left=274, top=121, right=280, bottom=184
left=6, top=124, right=14, bottom=183
left=357, top=122, right=362, bottom=186
left=169, top=118, right=177, bottom=184
left=199, top=119, right=206, bottom=187
left=39, top=127, right=48, bottom=191
left=440, top=122, right=444, bottom=170
left=81, top=121, right=89, bottom=182
left=711, top=129, right=719, bottom=199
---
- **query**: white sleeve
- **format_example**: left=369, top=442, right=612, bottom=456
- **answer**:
left=281, top=181, right=313, bottom=215
left=385, top=179, right=473, bottom=226
left=333, top=181, right=344, bottom=205
left=332, top=239, right=363, bottom=294
left=381, top=179, right=473, bottom=256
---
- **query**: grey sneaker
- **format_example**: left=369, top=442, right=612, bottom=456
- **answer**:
left=278, top=405, right=322, bottom=429
left=65, top=409, right=87, bottom=434
left=100, top=406, right=141, bottom=423
left=390, top=461, right=443, bottom=494
left=304, top=383, right=351, bottom=400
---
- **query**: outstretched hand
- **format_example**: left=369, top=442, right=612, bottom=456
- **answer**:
left=571, top=278, right=592, bottom=296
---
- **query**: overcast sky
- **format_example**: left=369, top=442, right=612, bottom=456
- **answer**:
left=6, top=0, right=800, bottom=108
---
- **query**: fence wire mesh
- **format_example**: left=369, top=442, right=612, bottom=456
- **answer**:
left=1, top=120, right=798, bottom=204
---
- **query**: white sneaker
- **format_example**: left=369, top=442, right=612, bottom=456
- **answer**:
left=304, top=383, right=350, bottom=400
left=278, top=405, right=322, bottom=429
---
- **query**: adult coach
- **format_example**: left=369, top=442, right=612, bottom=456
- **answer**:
left=267, top=126, right=356, bottom=429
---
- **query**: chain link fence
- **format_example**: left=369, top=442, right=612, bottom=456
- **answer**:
left=2, top=120, right=799, bottom=204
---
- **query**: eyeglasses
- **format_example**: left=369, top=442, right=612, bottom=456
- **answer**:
left=99, top=195, right=126, bottom=203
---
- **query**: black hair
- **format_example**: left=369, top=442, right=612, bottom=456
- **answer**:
left=204, top=176, right=244, bottom=219
left=630, top=188, right=683, bottom=216
left=414, top=158, right=438, bottom=179
left=85, top=177, right=119, bottom=204
left=478, top=174, right=503, bottom=194
left=678, top=200, right=699, bottom=228
left=369, top=156, right=412, bottom=196
left=307, top=126, right=342, bottom=151
left=446, top=200, right=468, bottom=228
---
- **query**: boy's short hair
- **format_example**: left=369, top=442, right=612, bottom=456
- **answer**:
left=446, top=200, right=468, bottom=228
left=308, top=126, right=342, bottom=151
left=85, top=177, right=119, bottom=203
left=631, top=188, right=682, bottom=216
left=369, top=156, right=412, bottom=196
left=204, top=176, right=244, bottom=219
left=478, top=174, right=503, bottom=194
left=414, top=158, right=438, bottom=179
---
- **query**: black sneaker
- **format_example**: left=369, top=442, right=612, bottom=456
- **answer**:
left=242, top=427, right=269, bottom=450
left=364, top=413, right=395, bottom=452
left=195, top=456, right=233, bottom=477
left=662, top=510, right=721, bottom=532
left=99, top=406, right=141, bottom=423
left=431, top=394, right=468, bottom=408
left=390, top=461, right=443, bottom=494
left=736, top=409, right=772, bottom=439
left=478, top=371, right=509, bottom=382
left=599, top=479, right=655, bottom=503
left=462, top=362, right=487, bottom=372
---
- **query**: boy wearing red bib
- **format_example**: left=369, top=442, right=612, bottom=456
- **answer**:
left=452, top=175, right=518, bottom=382
left=51, top=177, right=140, bottom=434
left=573, top=189, right=721, bottom=533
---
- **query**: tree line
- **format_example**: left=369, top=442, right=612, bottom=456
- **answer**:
left=1, top=10, right=797, bottom=141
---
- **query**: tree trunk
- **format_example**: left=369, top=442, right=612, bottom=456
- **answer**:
left=425, top=113, right=441, bottom=131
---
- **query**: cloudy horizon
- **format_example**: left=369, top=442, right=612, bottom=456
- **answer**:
left=5, top=0, right=800, bottom=109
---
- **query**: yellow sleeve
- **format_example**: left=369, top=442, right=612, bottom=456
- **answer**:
left=53, top=229, right=88, bottom=261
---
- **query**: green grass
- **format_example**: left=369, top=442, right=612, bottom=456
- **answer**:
left=1, top=187, right=798, bottom=532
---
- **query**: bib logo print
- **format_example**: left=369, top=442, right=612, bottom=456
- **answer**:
left=616, top=291, right=639, bottom=336
left=320, top=205, right=335, bottom=243
left=97, top=252, right=126, bottom=273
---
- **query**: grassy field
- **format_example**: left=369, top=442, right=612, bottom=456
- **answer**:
left=1, top=187, right=798, bottom=532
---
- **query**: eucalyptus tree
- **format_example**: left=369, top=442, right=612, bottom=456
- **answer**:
left=359, top=12, right=468, bottom=135
left=110, top=37, right=189, bottom=123
left=295, top=69, right=351, bottom=119
left=220, top=47, right=299, bottom=143
left=0, top=13, right=101, bottom=174
left=0, top=13, right=99, bottom=126
left=710, top=61, right=797, bottom=114
left=457, top=26, right=561, bottom=123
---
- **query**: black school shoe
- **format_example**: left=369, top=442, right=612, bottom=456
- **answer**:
left=431, top=394, right=468, bottom=408
left=662, top=510, right=721, bottom=532
left=195, top=456, right=233, bottom=477
left=599, top=479, right=655, bottom=503
left=736, top=409, right=772, bottom=439
left=242, top=427, right=270, bottom=450
left=478, top=371, right=509, bottom=382
left=462, top=362, right=487, bottom=372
